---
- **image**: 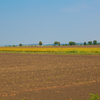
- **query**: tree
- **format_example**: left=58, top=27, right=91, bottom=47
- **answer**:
left=54, top=41, right=60, bottom=46
left=88, top=41, right=92, bottom=45
left=54, top=41, right=58, bottom=45
left=39, top=41, right=42, bottom=46
left=19, top=43, right=22, bottom=47
left=84, top=42, right=86, bottom=45
left=93, top=40, right=97, bottom=45
left=13, top=45, right=16, bottom=47
left=69, top=41, right=75, bottom=45
left=58, top=42, right=60, bottom=46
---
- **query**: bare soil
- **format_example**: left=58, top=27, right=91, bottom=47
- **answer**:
left=0, top=53, right=100, bottom=100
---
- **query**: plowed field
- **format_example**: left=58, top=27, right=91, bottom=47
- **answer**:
left=0, top=53, right=100, bottom=100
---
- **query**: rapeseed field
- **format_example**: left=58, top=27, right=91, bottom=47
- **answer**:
left=0, top=47, right=100, bottom=54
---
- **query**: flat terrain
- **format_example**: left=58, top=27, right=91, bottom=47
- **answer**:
left=2, top=45, right=100, bottom=48
left=38, top=45, right=100, bottom=48
left=13, top=45, right=100, bottom=48
left=0, top=53, right=100, bottom=100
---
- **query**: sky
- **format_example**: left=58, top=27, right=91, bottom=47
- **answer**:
left=0, top=0, right=100, bottom=45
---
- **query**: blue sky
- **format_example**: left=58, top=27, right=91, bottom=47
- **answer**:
left=0, top=0, right=100, bottom=45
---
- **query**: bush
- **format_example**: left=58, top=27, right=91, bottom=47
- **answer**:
left=89, top=93, right=100, bottom=100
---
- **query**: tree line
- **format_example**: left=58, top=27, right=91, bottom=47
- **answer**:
left=53, top=40, right=99, bottom=46
left=9, top=40, right=99, bottom=47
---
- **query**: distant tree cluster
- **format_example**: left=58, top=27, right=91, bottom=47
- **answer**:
left=6, top=40, right=99, bottom=47
left=63, top=44, right=67, bottom=46
left=84, top=40, right=98, bottom=45
left=53, top=41, right=76, bottom=46
left=54, top=41, right=60, bottom=46
left=53, top=40, right=99, bottom=46
left=69, top=41, right=76, bottom=45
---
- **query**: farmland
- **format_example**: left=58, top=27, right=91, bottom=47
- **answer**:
left=0, top=45, right=100, bottom=55
left=0, top=46, right=100, bottom=100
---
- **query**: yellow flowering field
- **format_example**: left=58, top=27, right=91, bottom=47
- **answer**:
left=0, top=47, right=100, bottom=54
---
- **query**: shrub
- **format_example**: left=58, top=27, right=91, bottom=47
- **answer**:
left=89, top=93, right=100, bottom=100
